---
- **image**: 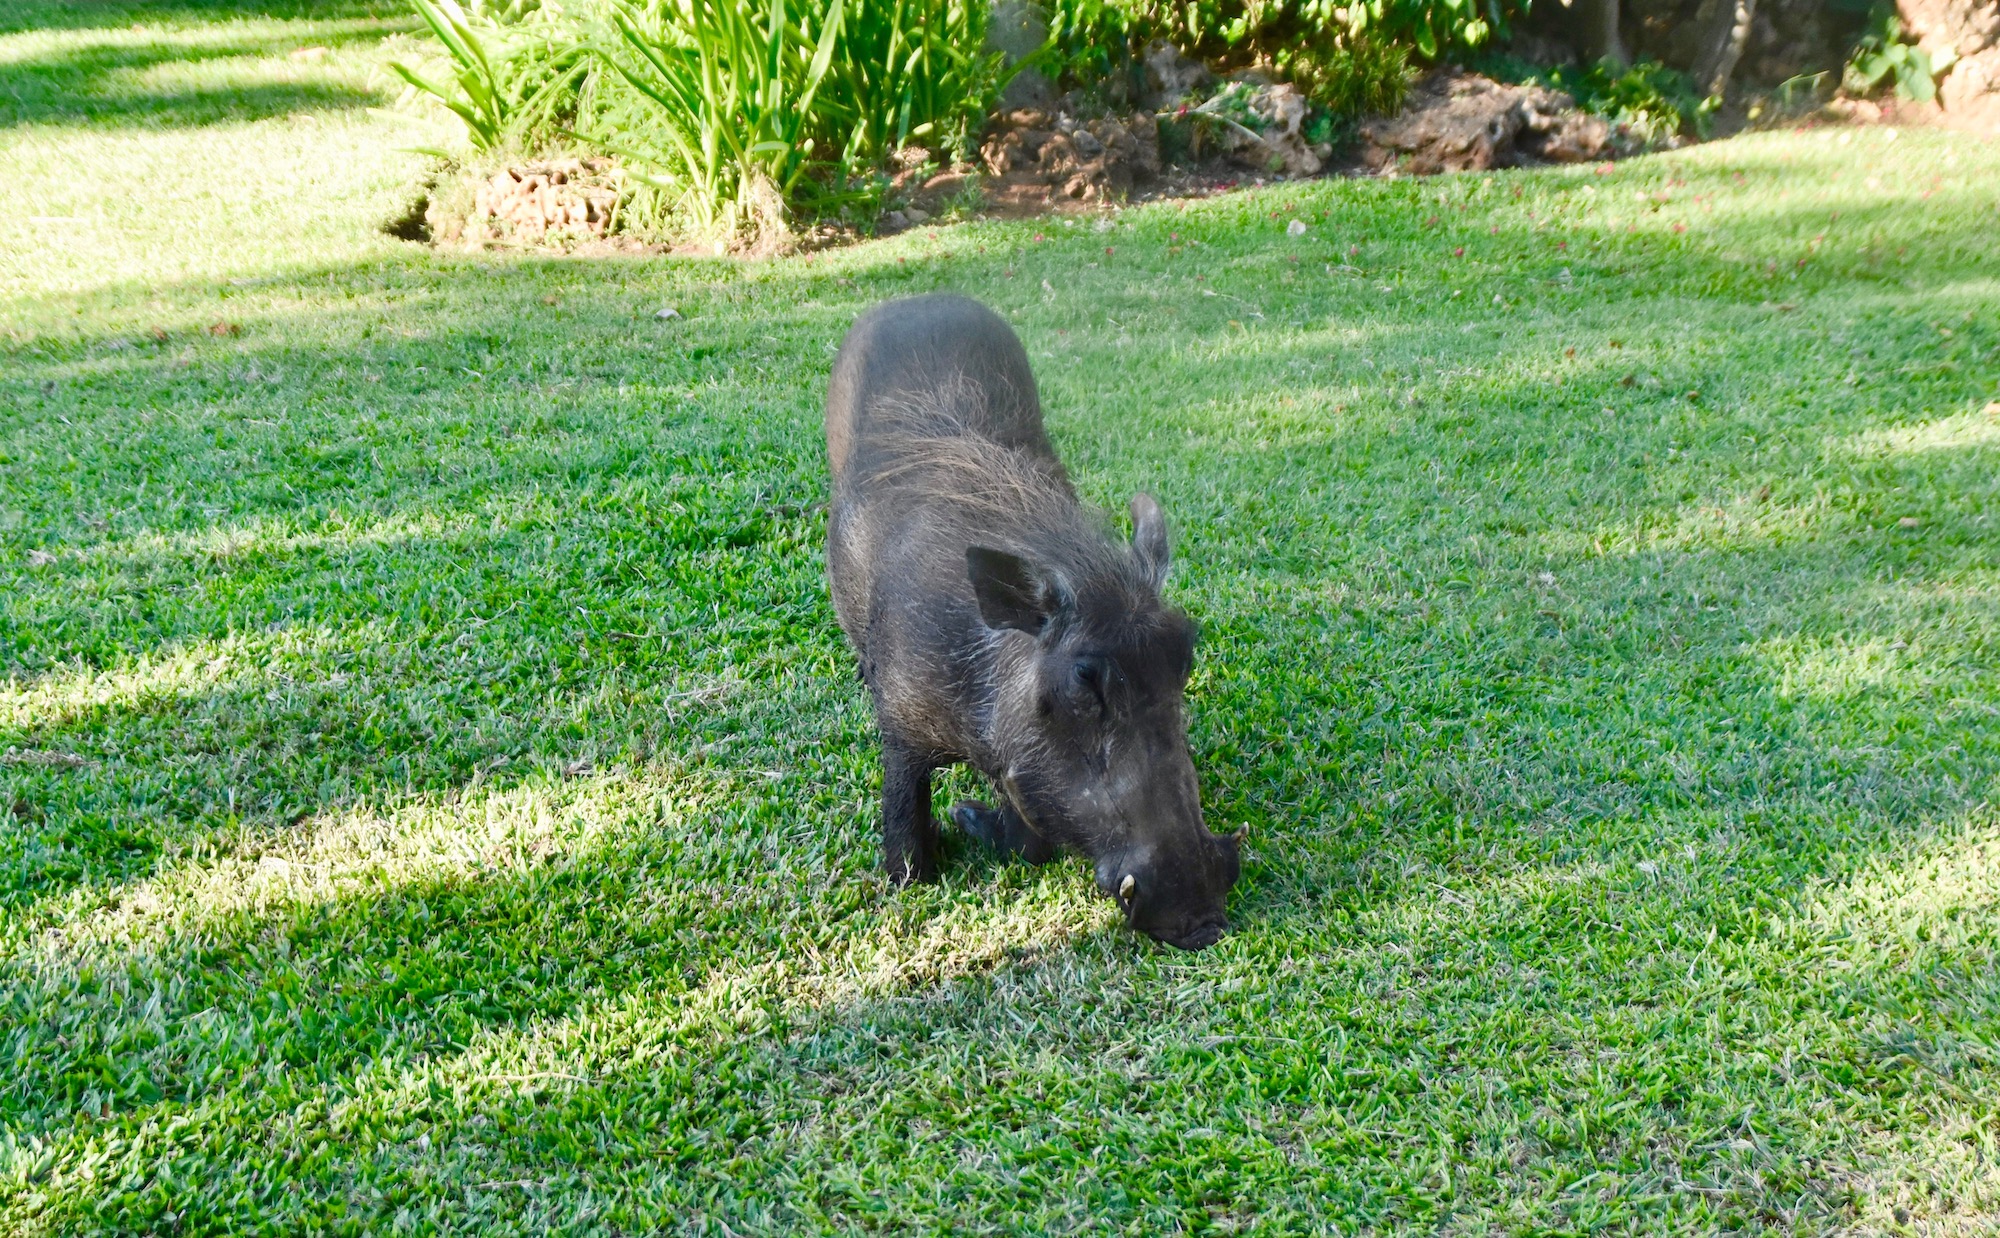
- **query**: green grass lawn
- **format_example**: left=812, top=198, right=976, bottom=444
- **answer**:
left=4, top=3, right=2000, bottom=1231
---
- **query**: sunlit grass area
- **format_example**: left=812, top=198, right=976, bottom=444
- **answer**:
left=3, top=1, right=1999, bottom=1230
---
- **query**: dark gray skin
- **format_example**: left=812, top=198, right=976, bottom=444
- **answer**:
left=824, top=293, right=1240, bottom=951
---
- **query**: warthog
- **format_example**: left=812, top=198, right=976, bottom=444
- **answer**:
left=825, top=293, right=1240, bottom=950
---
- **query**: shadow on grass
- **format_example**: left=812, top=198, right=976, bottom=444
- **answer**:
left=0, top=24, right=391, bottom=129
left=0, top=0, right=401, bottom=36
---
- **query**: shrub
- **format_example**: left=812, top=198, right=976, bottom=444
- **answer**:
left=1341, top=0, right=1519, bottom=61
left=1046, top=0, right=1516, bottom=116
left=1266, top=27, right=1413, bottom=118
left=1479, top=53, right=1709, bottom=146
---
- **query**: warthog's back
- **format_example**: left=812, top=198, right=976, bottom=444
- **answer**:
left=825, top=293, right=1060, bottom=485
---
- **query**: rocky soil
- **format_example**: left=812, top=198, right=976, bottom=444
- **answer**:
left=975, top=109, right=1165, bottom=211
left=1357, top=70, right=1616, bottom=175
left=425, top=158, right=624, bottom=248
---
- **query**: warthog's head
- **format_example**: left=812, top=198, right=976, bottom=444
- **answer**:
left=967, top=494, right=1240, bottom=950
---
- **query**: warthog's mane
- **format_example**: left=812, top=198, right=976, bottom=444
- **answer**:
left=852, top=372, right=1154, bottom=606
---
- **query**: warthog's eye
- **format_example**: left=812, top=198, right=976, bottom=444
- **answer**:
left=1072, top=656, right=1112, bottom=712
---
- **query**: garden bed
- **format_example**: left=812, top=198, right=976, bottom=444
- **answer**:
left=401, top=66, right=1645, bottom=255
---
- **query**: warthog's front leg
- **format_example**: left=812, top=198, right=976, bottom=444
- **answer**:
left=879, top=733, right=939, bottom=884
left=950, top=798, right=1056, bottom=865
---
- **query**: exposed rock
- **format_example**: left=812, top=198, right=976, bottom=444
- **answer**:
left=1530, top=0, right=1865, bottom=90
left=1735, top=0, right=1863, bottom=85
left=1357, top=70, right=1613, bottom=176
left=1937, top=47, right=2000, bottom=130
left=1900, top=0, right=2000, bottom=133
left=1824, top=96, right=1885, bottom=124
left=1502, top=30, right=1581, bottom=67
left=1898, top=0, right=2000, bottom=57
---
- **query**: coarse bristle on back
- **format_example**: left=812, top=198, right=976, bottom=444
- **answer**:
left=850, top=373, right=1155, bottom=611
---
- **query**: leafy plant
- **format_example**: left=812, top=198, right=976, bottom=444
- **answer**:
left=820, top=0, right=1013, bottom=169
left=1329, top=0, right=1520, bottom=61
left=600, top=0, right=846, bottom=241
left=390, top=0, right=589, bottom=153
left=1844, top=10, right=1952, bottom=102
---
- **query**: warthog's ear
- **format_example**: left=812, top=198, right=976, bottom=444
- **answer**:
left=967, top=547, right=1061, bottom=635
left=1129, top=493, right=1170, bottom=590
left=1213, top=826, right=1244, bottom=882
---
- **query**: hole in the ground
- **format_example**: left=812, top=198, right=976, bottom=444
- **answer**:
left=382, top=194, right=431, bottom=242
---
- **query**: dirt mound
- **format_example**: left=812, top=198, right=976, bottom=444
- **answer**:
left=1358, top=69, right=1614, bottom=175
left=978, top=110, right=1164, bottom=211
left=441, top=159, right=621, bottom=247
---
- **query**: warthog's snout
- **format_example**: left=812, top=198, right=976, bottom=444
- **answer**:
left=1165, top=918, right=1227, bottom=952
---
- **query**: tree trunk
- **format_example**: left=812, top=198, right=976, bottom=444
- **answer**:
left=1569, top=0, right=1629, bottom=66
left=1694, top=0, right=1758, bottom=98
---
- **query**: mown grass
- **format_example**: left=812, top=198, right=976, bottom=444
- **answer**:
left=3, top=3, right=1999, bottom=1231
